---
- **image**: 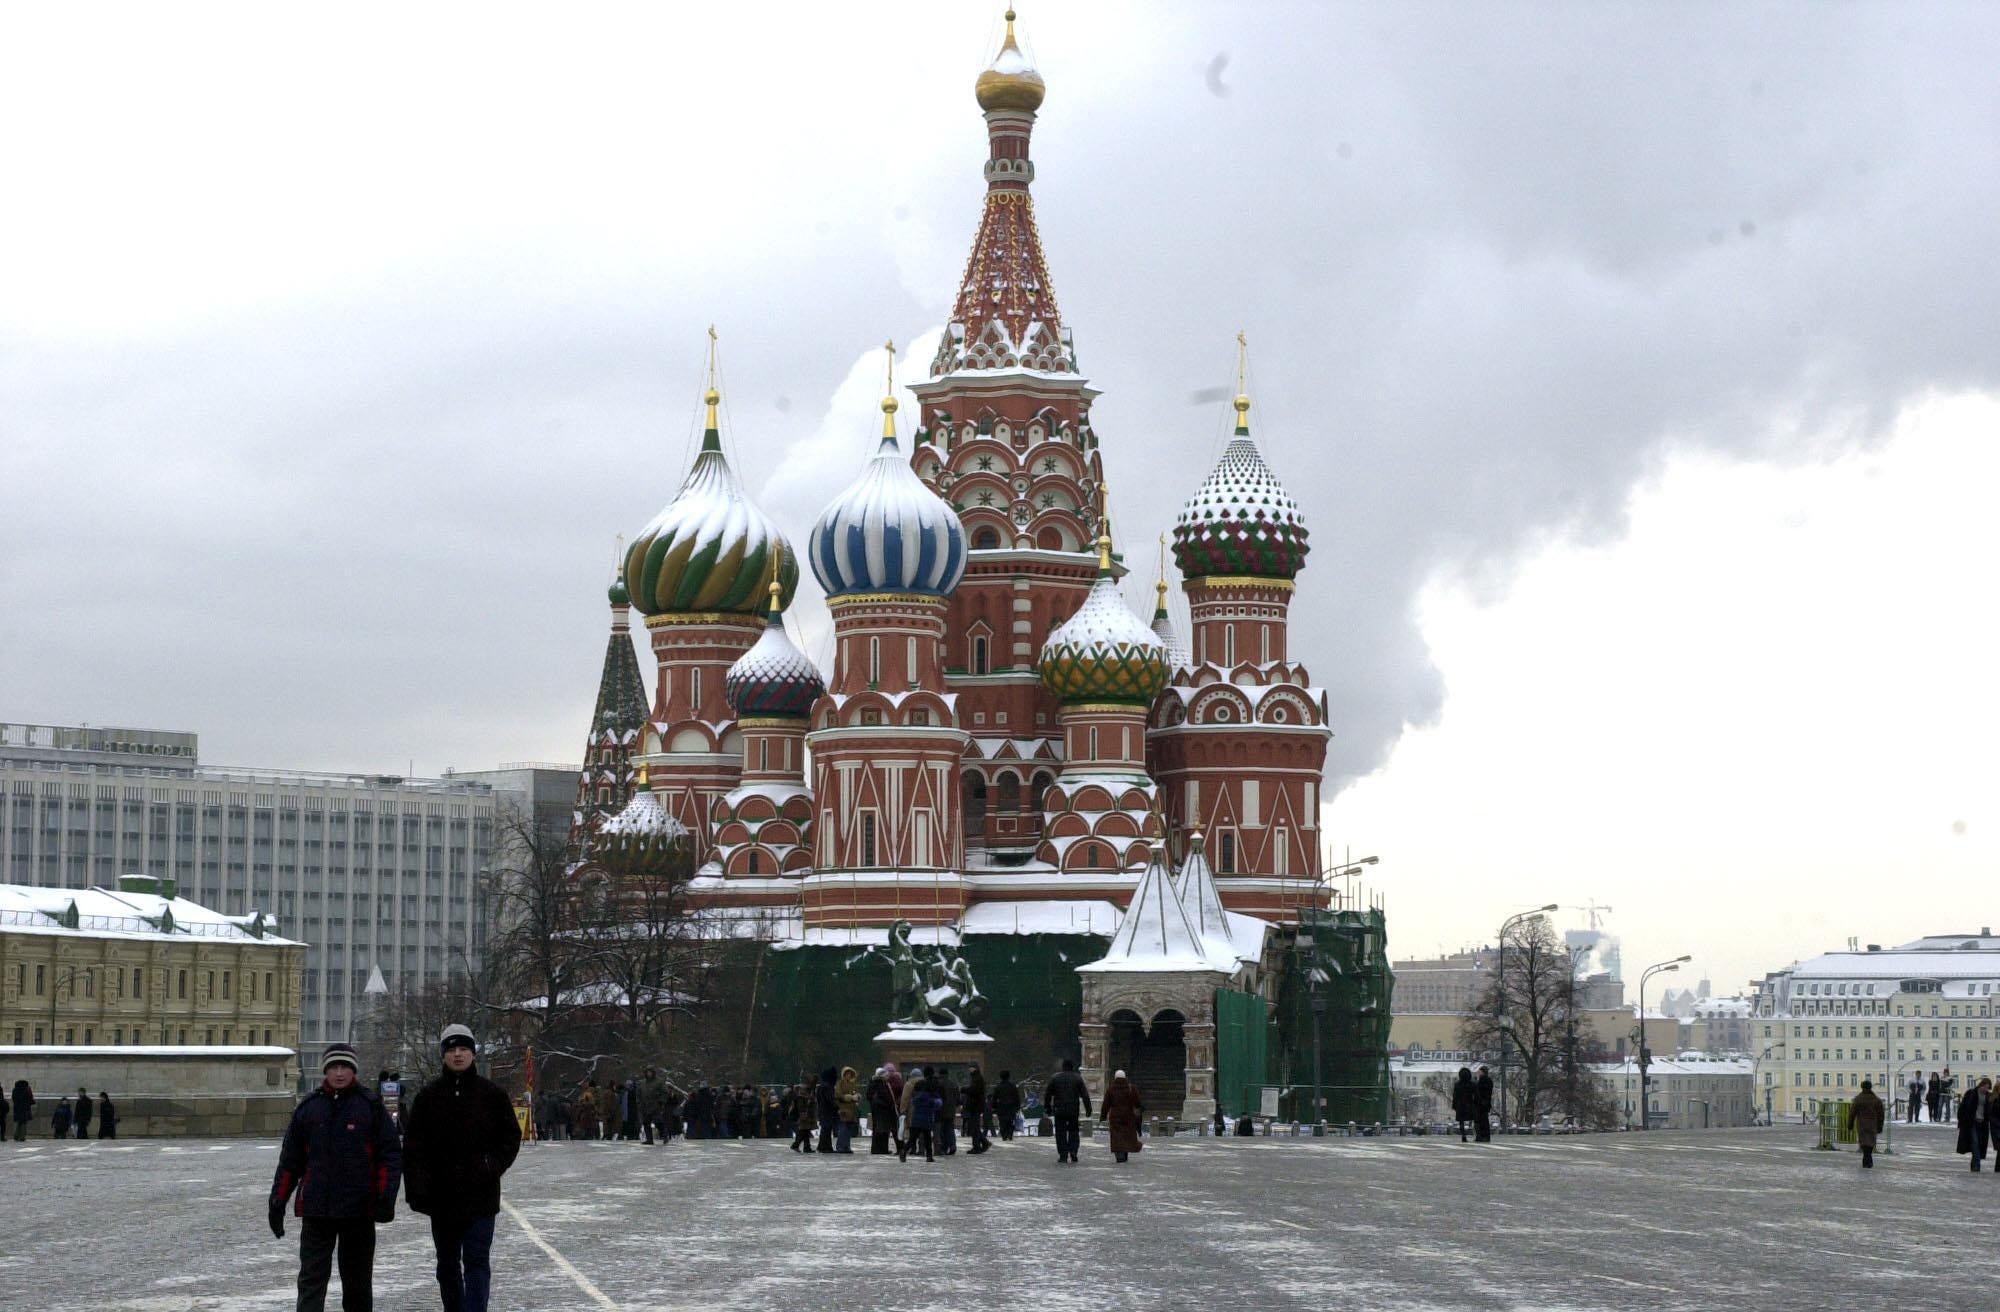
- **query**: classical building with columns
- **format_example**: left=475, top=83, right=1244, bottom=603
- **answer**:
left=572, top=12, right=1388, bottom=1116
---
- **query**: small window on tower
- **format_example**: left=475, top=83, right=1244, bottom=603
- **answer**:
left=973, top=527, right=1000, bottom=550
left=1219, top=831, right=1236, bottom=874
left=972, top=636, right=990, bottom=674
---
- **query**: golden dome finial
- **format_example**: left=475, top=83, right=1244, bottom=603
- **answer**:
left=1096, top=482, right=1114, bottom=575
left=1233, top=329, right=1251, bottom=430
left=1154, top=533, right=1170, bottom=612
left=767, top=542, right=786, bottom=619
left=636, top=761, right=652, bottom=790
left=702, top=325, right=722, bottom=443
left=880, top=339, right=900, bottom=440
left=976, top=7, right=1046, bottom=112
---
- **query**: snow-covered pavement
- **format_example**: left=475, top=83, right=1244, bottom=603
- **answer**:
left=4, top=1122, right=1988, bottom=1310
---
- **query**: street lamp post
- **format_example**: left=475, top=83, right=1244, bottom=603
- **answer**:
left=1637, top=955, right=1691, bottom=1130
left=1494, top=904, right=1559, bottom=1129
left=1757, top=1042, right=1787, bottom=1126
left=48, top=964, right=103, bottom=1043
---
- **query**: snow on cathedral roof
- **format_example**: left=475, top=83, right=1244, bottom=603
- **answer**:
left=1079, top=848, right=1235, bottom=975
left=809, top=395, right=967, bottom=599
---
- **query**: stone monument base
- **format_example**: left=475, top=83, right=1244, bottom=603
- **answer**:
left=875, top=1024, right=994, bottom=1075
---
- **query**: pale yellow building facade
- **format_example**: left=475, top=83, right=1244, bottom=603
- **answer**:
left=0, top=877, right=303, bottom=1051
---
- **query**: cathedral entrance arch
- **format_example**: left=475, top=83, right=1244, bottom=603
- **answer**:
left=1106, top=1007, right=1190, bottom=1120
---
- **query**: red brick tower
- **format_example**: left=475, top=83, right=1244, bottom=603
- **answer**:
left=912, top=9, right=1102, bottom=864
left=1151, top=354, right=1333, bottom=920
left=622, top=345, right=799, bottom=868
left=803, top=355, right=971, bottom=926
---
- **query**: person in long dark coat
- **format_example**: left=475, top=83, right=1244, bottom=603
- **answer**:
left=402, top=1024, right=522, bottom=1312
left=1958, top=1076, right=1993, bottom=1172
left=1101, top=1071, right=1144, bottom=1163
left=72, top=1086, right=93, bottom=1139
left=51, top=1096, right=72, bottom=1139
left=9, top=1079, right=32, bottom=1141
left=866, top=1069, right=898, bottom=1155
left=1451, top=1068, right=1475, bottom=1142
left=990, top=1071, right=1021, bottom=1142
left=1472, top=1066, right=1495, bottom=1142
left=1929, top=1073, right=1944, bottom=1124
left=96, top=1092, right=116, bottom=1139
left=1847, top=1079, right=1886, bottom=1169
left=789, top=1080, right=817, bottom=1153
left=935, top=1068, right=959, bottom=1156
left=813, top=1069, right=839, bottom=1153
left=963, top=1067, right=990, bottom=1154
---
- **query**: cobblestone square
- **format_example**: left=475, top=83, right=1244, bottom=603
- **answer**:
left=7, top=1122, right=1995, bottom=1311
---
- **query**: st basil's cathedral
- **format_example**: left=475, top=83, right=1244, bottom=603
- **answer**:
left=568, top=12, right=1389, bottom=1117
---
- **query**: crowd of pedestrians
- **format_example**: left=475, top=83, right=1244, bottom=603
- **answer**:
left=8, top=1080, right=116, bottom=1140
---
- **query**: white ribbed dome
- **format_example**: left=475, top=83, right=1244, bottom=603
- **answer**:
left=809, top=417, right=967, bottom=599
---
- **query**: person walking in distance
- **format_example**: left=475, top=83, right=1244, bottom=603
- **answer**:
left=1928, top=1072, right=1943, bottom=1125
left=990, top=1071, right=1021, bottom=1142
left=789, top=1078, right=817, bottom=1153
left=1958, top=1076, right=1993, bottom=1172
left=1473, top=1066, right=1495, bottom=1142
left=9, top=1079, right=32, bottom=1142
left=903, top=1071, right=940, bottom=1164
left=1848, top=1079, right=1886, bottom=1169
left=73, top=1085, right=93, bottom=1139
left=1451, top=1067, right=1475, bottom=1143
left=963, top=1066, right=990, bottom=1155
left=97, top=1090, right=116, bottom=1140
left=1044, top=1058, right=1092, bottom=1165
left=402, top=1025, right=522, bottom=1312
left=1908, top=1073, right=1924, bottom=1124
left=813, top=1068, right=839, bottom=1154
left=50, top=1095, right=71, bottom=1140
left=896, top=1068, right=925, bottom=1163
left=1101, top=1070, right=1144, bottom=1164
left=834, top=1067, right=860, bottom=1154
left=935, top=1067, right=959, bottom=1156
left=268, top=1042, right=402, bottom=1312
left=866, top=1068, right=897, bottom=1155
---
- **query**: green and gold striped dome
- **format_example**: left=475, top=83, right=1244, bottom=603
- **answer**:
left=624, top=387, right=799, bottom=617
left=1039, top=534, right=1170, bottom=705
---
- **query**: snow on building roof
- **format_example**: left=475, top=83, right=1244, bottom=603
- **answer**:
left=1079, top=849, right=1234, bottom=975
left=0, top=882, right=299, bottom=945
left=1791, top=947, right=2000, bottom=981
left=1172, top=835, right=1234, bottom=963
left=958, top=900, right=1122, bottom=937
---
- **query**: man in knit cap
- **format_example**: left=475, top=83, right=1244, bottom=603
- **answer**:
left=402, top=1024, right=522, bottom=1312
left=269, top=1041, right=402, bottom=1312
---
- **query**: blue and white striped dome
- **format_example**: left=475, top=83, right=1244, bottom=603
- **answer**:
left=809, top=397, right=967, bottom=599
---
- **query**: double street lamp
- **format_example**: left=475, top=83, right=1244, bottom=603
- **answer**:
left=1636, top=955, right=1692, bottom=1130
left=1494, top=904, right=1559, bottom=1127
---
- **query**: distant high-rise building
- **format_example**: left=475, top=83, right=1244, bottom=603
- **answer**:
left=1, top=721, right=518, bottom=1050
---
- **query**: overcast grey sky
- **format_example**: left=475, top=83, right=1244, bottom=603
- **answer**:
left=5, top=3, right=1996, bottom=993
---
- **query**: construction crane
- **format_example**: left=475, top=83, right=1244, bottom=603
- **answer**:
left=1568, top=902, right=1614, bottom=931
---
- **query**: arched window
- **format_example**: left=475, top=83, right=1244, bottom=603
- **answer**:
left=1031, top=771, right=1055, bottom=810
left=973, top=527, right=1001, bottom=549
left=971, top=635, right=990, bottom=675
left=996, top=772, right=1021, bottom=812
left=747, top=850, right=761, bottom=875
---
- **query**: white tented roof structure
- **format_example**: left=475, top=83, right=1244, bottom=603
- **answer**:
left=1079, top=849, right=1234, bottom=975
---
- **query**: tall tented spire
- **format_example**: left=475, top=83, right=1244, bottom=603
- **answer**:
left=567, top=552, right=652, bottom=861
left=1174, top=832, right=1235, bottom=963
left=1082, top=847, right=1229, bottom=972
left=934, top=7, right=1070, bottom=376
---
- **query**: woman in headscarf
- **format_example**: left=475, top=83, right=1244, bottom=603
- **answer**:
left=1101, top=1070, right=1144, bottom=1164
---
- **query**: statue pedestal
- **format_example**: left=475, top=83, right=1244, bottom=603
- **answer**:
left=875, top=1024, right=994, bottom=1075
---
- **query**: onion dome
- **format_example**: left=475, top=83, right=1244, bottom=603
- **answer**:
left=809, top=349, right=967, bottom=599
left=725, top=581, right=826, bottom=719
left=1172, top=392, right=1309, bottom=581
left=975, top=9, right=1045, bottom=113
left=595, top=767, right=688, bottom=879
left=625, top=378, right=799, bottom=616
left=1039, top=512, right=1169, bottom=705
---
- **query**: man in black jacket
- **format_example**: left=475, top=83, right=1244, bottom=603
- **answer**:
left=1044, top=1058, right=1092, bottom=1164
left=269, top=1042, right=402, bottom=1312
left=403, top=1024, right=522, bottom=1312
left=72, top=1085, right=93, bottom=1139
left=990, top=1071, right=1021, bottom=1141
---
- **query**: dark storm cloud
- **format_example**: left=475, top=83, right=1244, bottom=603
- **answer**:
left=2, top=2, right=1995, bottom=786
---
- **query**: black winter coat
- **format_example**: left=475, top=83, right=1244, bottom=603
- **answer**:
left=990, top=1078, right=1021, bottom=1116
left=1958, top=1088, right=1991, bottom=1154
left=8, top=1081, right=31, bottom=1122
left=403, top=1067, right=522, bottom=1221
left=97, top=1095, right=116, bottom=1132
left=73, top=1096, right=93, bottom=1129
left=815, top=1076, right=839, bottom=1124
left=271, top=1082, right=402, bottom=1220
left=1044, top=1069, right=1092, bottom=1118
left=962, top=1072, right=987, bottom=1116
left=867, top=1076, right=898, bottom=1124
left=1451, top=1073, right=1474, bottom=1120
left=1474, top=1073, right=1495, bottom=1116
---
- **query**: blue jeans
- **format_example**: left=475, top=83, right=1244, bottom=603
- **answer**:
left=430, top=1213, right=495, bottom=1312
left=834, top=1120, right=853, bottom=1152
